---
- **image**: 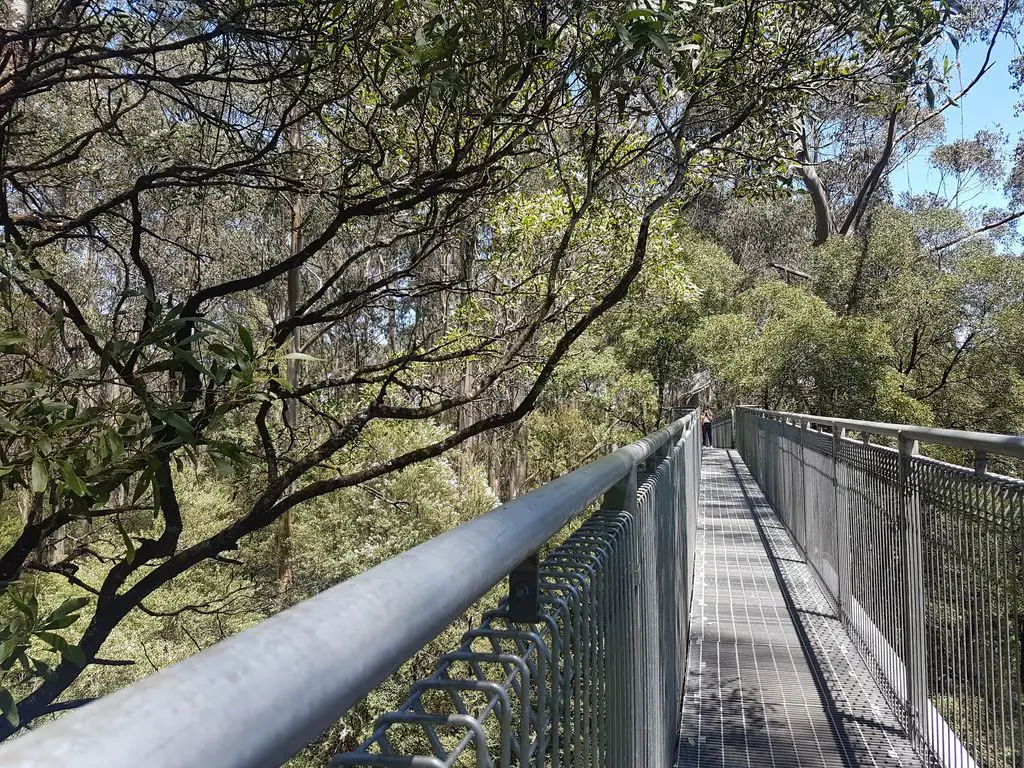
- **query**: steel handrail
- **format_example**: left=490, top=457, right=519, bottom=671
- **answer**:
left=741, top=406, right=1024, bottom=460
left=0, top=414, right=694, bottom=768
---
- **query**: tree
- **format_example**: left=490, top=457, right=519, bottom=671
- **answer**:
left=0, top=0, right=962, bottom=730
left=605, top=218, right=740, bottom=419
left=796, top=201, right=1024, bottom=437
left=795, top=0, right=1013, bottom=246
left=690, top=281, right=928, bottom=421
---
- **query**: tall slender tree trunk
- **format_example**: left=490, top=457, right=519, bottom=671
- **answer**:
left=278, top=121, right=303, bottom=594
left=510, top=420, right=528, bottom=498
left=9, top=0, right=30, bottom=26
left=488, top=431, right=500, bottom=497
left=455, top=231, right=477, bottom=478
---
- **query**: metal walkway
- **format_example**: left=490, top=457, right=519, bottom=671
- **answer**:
left=676, top=449, right=927, bottom=768
left=9, top=411, right=1023, bottom=768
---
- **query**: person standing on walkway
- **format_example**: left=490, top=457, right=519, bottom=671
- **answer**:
left=701, top=407, right=714, bottom=447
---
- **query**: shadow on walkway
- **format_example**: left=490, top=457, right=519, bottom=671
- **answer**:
left=674, top=449, right=927, bottom=768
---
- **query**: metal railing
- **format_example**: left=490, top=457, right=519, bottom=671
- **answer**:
left=734, top=407, right=1024, bottom=768
left=710, top=410, right=733, bottom=449
left=0, top=413, right=702, bottom=768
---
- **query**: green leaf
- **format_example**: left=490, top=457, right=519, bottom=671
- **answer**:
left=36, top=632, right=86, bottom=666
left=30, top=455, right=48, bottom=494
left=134, top=358, right=181, bottom=375
left=0, top=330, right=28, bottom=354
left=237, top=325, right=255, bottom=358
left=169, top=347, right=211, bottom=377
left=615, top=22, right=633, bottom=48
left=647, top=31, right=670, bottom=55
left=620, top=8, right=662, bottom=21
left=283, top=352, right=321, bottom=362
left=131, top=464, right=154, bottom=506
left=115, top=520, right=136, bottom=565
left=0, top=636, right=20, bottom=665
left=497, top=63, right=521, bottom=86
left=213, top=441, right=244, bottom=462
left=104, top=430, right=124, bottom=460
left=151, top=476, right=162, bottom=514
left=39, top=614, right=79, bottom=631
left=0, top=688, right=19, bottom=727
left=925, top=82, right=936, bottom=109
left=10, top=592, right=33, bottom=620
left=32, top=658, right=54, bottom=682
left=211, top=453, right=234, bottom=476
left=48, top=597, right=90, bottom=622
left=392, top=85, right=423, bottom=109
left=60, top=462, right=88, bottom=497
left=0, top=331, right=28, bottom=348
left=158, top=411, right=194, bottom=438
left=207, top=343, right=239, bottom=362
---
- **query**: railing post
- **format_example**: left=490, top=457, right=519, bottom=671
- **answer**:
left=975, top=450, right=989, bottom=476
left=833, top=427, right=851, bottom=618
left=602, top=462, right=639, bottom=768
left=507, top=552, right=540, bottom=623
left=898, top=432, right=928, bottom=745
left=798, top=418, right=809, bottom=551
left=649, top=434, right=672, bottom=467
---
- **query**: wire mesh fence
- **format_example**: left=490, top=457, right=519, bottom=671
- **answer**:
left=710, top=411, right=733, bottom=449
left=0, top=416, right=701, bottom=768
left=335, top=415, right=702, bottom=768
left=735, top=408, right=1024, bottom=768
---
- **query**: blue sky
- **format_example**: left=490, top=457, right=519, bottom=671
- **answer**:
left=890, top=34, right=1021, bottom=210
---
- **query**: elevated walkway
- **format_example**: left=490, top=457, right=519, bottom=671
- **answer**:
left=677, top=449, right=926, bottom=768
left=6, top=409, right=1021, bottom=768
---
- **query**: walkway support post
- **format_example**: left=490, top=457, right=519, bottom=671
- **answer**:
left=898, top=432, right=928, bottom=746
left=799, top=418, right=810, bottom=560
left=832, top=426, right=852, bottom=620
left=602, top=463, right=639, bottom=768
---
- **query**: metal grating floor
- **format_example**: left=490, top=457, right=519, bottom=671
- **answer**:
left=675, top=449, right=927, bottom=768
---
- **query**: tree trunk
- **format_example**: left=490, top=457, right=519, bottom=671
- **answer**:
left=487, top=430, right=500, bottom=497
left=9, top=0, right=30, bottom=29
left=278, top=120, right=303, bottom=594
left=795, top=119, right=833, bottom=246
left=796, top=161, right=832, bottom=246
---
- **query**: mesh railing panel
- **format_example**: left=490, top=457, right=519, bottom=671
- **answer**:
left=915, top=456, right=1023, bottom=768
left=336, top=420, right=701, bottom=768
left=736, top=408, right=1024, bottom=768
left=836, top=436, right=906, bottom=713
left=710, top=413, right=733, bottom=448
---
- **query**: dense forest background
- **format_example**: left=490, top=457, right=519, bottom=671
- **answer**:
left=1, top=0, right=1023, bottom=758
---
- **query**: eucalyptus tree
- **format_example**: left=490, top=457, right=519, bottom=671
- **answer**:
left=795, top=0, right=1012, bottom=246
left=0, top=0, right=961, bottom=731
left=806, top=205, right=1024, bottom=431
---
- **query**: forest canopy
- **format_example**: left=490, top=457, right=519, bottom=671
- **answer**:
left=1, top=0, right=1022, bottom=753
